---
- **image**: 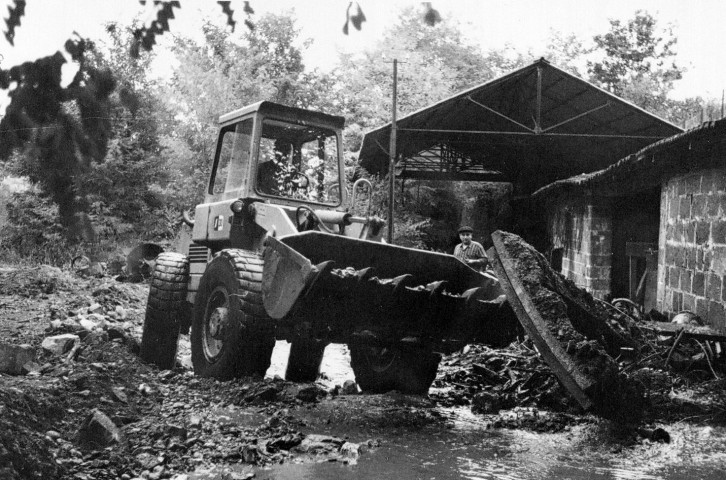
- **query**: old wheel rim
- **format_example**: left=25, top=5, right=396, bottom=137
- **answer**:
left=365, top=347, right=397, bottom=373
left=203, top=286, right=230, bottom=362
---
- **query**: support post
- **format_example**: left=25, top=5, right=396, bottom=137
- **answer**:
left=388, top=59, right=398, bottom=243
left=535, top=65, right=542, bottom=133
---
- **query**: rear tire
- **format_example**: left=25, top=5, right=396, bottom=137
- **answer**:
left=349, top=345, right=441, bottom=395
left=285, top=340, right=327, bottom=382
left=191, top=249, right=275, bottom=379
left=140, top=252, right=190, bottom=370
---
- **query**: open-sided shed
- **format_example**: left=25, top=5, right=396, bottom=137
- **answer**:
left=359, top=58, right=682, bottom=193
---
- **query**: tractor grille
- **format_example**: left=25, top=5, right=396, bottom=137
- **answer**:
left=187, top=243, right=209, bottom=263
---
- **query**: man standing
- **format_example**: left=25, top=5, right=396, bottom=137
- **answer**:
left=454, top=225, right=488, bottom=270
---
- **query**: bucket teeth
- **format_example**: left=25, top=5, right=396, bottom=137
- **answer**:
left=304, top=264, right=484, bottom=342
left=355, top=267, right=375, bottom=282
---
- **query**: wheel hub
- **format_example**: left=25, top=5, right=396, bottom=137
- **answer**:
left=208, top=307, right=228, bottom=339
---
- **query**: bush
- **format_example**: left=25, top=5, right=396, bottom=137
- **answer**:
left=0, top=190, right=70, bottom=265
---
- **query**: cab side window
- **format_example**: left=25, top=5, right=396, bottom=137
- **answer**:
left=210, top=119, right=253, bottom=195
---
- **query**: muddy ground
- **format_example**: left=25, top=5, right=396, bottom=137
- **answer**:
left=1, top=264, right=726, bottom=479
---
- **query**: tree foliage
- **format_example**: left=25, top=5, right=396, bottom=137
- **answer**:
left=0, top=38, right=116, bottom=236
left=588, top=11, right=682, bottom=96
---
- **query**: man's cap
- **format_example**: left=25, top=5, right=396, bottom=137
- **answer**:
left=458, top=225, right=473, bottom=234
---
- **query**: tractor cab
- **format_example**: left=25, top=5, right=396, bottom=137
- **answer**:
left=190, top=101, right=380, bottom=252
left=208, top=101, right=345, bottom=206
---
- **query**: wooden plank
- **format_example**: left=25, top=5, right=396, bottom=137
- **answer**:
left=489, top=232, right=595, bottom=411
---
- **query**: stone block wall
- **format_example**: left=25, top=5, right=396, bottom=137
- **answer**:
left=659, top=168, right=726, bottom=329
left=548, top=197, right=612, bottom=299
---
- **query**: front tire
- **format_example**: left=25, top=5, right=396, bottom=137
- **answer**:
left=140, top=252, right=190, bottom=370
left=191, top=249, right=275, bottom=379
left=350, top=345, right=441, bottom=395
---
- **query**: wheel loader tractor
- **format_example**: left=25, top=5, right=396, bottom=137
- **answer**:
left=140, top=101, right=517, bottom=394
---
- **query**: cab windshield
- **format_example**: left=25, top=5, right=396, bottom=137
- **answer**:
left=256, top=119, right=342, bottom=206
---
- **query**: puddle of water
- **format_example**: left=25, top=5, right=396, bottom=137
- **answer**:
left=256, top=421, right=726, bottom=480
left=185, top=340, right=726, bottom=480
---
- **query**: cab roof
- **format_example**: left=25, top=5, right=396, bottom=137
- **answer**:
left=219, top=101, right=345, bottom=130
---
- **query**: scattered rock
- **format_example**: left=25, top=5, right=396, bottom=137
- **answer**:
left=115, top=306, right=128, bottom=320
left=240, top=444, right=261, bottom=464
left=164, top=424, right=188, bottom=441
left=88, top=303, right=104, bottom=315
left=77, top=409, right=123, bottom=448
left=21, top=361, right=42, bottom=375
left=78, top=318, right=100, bottom=332
left=41, top=334, right=80, bottom=355
left=111, top=387, right=128, bottom=403
left=136, top=452, right=162, bottom=470
left=138, top=383, right=153, bottom=396
left=0, top=343, right=36, bottom=375
left=243, top=384, right=279, bottom=403
left=340, top=441, right=361, bottom=459
left=83, top=331, right=109, bottom=345
left=294, top=434, right=345, bottom=454
left=266, top=433, right=303, bottom=452
left=188, top=414, right=203, bottom=429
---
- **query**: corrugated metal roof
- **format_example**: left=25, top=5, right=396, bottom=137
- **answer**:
left=358, top=58, right=682, bottom=192
left=532, top=117, right=726, bottom=199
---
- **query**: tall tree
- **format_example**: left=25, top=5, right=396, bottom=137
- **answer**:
left=82, top=23, right=171, bottom=237
left=160, top=12, right=331, bottom=209
left=587, top=11, right=683, bottom=102
left=377, top=5, right=494, bottom=91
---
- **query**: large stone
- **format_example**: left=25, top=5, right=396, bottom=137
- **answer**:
left=77, top=409, right=123, bottom=448
left=0, top=343, right=36, bottom=375
left=41, top=334, right=80, bottom=355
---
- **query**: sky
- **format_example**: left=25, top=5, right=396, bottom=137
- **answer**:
left=1, top=0, right=725, bottom=101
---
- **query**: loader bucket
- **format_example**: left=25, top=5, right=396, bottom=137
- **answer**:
left=262, top=232, right=511, bottom=349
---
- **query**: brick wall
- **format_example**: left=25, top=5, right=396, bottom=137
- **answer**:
left=659, top=168, right=726, bottom=329
left=548, top=197, right=612, bottom=299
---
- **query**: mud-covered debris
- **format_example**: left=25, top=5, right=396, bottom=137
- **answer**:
left=77, top=409, right=123, bottom=448
left=637, top=427, right=671, bottom=443
left=490, top=231, right=644, bottom=422
left=267, top=432, right=304, bottom=452
left=472, top=391, right=512, bottom=414
left=296, top=385, right=325, bottom=403
left=489, top=407, right=583, bottom=433
left=238, top=383, right=280, bottom=404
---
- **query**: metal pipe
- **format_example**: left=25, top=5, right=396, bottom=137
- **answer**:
left=535, top=65, right=542, bottom=133
left=395, top=128, right=668, bottom=139
left=388, top=59, right=398, bottom=244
